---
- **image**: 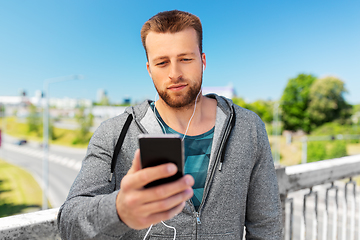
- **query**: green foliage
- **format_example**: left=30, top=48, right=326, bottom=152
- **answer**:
left=307, top=142, right=327, bottom=162
left=232, top=97, right=247, bottom=108
left=0, top=159, right=43, bottom=217
left=26, top=104, right=41, bottom=134
left=72, top=106, right=94, bottom=145
left=281, top=74, right=353, bottom=133
left=311, top=122, right=360, bottom=144
left=327, top=141, right=347, bottom=159
left=26, top=105, right=57, bottom=140
left=311, top=122, right=360, bottom=136
left=307, top=140, right=347, bottom=162
left=308, top=76, right=352, bottom=128
left=353, top=104, right=360, bottom=114
left=232, top=97, right=274, bottom=123
left=0, top=104, right=5, bottom=117
left=93, top=95, right=110, bottom=106
left=280, top=73, right=316, bottom=133
left=246, top=100, right=274, bottom=122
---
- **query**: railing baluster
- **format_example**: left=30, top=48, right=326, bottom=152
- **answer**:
left=301, top=194, right=306, bottom=240
left=342, top=183, right=347, bottom=240
left=301, top=188, right=318, bottom=240
left=285, top=198, right=294, bottom=240
left=358, top=182, right=360, bottom=240
left=332, top=185, right=338, bottom=240
left=323, top=194, right=328, bottom=240
left=323, top=182, right=339, bottom=240
left=345, top=178, right=356, bottom=240
left=312, top=191, right=318, bottom=240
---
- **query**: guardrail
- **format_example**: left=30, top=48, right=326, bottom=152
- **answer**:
left=0, top=207, right=60, bottom=239
left=277, top=154, right=360, bottom=240
left=1, top=155, right=360, bottom=239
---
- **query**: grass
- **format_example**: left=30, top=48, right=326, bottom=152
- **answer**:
left=347, top=143, right=360, bottom=155
left=269, top=135, right=360, bottom=166
left=0, top=117, right=90, bottom=148
left=0, top=158, right=49, bottom=217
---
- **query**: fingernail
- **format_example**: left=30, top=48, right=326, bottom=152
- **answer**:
left=185, top=188, right=193, bottom=197
left=185, top=176, right=193, bottom=186
left=168, top=164, right=177, bottom=173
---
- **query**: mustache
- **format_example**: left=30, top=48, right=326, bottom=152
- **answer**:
left=169, top=76, right=188, bottom=84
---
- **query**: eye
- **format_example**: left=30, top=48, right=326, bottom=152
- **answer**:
left=182, top=58, right=192, bottom=62
left=155, top=61, right=167, bottom=66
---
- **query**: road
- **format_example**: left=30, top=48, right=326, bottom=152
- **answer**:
left=0, top=134, right=87, bottom=208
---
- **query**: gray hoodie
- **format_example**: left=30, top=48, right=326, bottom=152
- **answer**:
left=57, top=94, right=282, bottom=239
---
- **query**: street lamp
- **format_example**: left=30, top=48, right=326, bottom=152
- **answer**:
left=42, top=74, right=83, bottom=210
left=272, top=102, right=280, bottom=165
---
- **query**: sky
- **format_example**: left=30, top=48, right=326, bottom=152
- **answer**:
left=0, top=1, right=359, bottom=104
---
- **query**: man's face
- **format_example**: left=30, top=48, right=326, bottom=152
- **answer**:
left=146, top=28, right=206, bottom=109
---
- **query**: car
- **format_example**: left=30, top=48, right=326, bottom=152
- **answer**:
left=15, top=140, right=27, bottom=145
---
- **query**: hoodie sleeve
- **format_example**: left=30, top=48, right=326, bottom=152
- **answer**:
left=57, top=114, right=135, bottom=240
left=245, top=117, right=283, bottom=239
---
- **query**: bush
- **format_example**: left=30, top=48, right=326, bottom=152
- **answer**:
left=311, top=122, right=360, bottom=144
left=307, top=142, right=327, bottom=162
left=307, top=140, right=347, bottom=162
left=311, top=122, right=360, bottom=135
left=327, top=141, right=347, bottom=159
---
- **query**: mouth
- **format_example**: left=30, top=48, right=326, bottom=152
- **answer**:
left=167, top=83, right=187, bottom=91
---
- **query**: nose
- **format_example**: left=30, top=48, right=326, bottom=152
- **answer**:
left=168, top=62, right=182, bottom=81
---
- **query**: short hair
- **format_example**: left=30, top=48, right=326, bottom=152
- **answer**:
left=141, top=10, right=203, bottom=59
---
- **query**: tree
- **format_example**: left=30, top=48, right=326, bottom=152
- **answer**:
left=72, top=106, right=94, bottom=144
left=246, top=100, right=274, bottom=123
left=353, top=104, right=360, bottom=114
left=27, top=104, right=41, bottom=134
left=232, top=97, right=247, bottom=109
left=307, top=76, right=352, bottom=128
left=26, top=104, right=57, bottom=139
left=280, top=74, right=316, bottom=133
left=232, top=97, right=274, bottom=123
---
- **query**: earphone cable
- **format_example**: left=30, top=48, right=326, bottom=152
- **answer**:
left=153, top=89, right=201, bottom=140
left=143, top=221, right=176, bottom=240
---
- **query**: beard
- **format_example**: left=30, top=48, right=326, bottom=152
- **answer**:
left=155, top=76, right=202, bottom=109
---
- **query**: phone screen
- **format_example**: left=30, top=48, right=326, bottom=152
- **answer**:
left=139, top=134, right=184, bottom=188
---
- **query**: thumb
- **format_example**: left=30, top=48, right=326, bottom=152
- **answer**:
left=127, top=149, right=141, bottom=174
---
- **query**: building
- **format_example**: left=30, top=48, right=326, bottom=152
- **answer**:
left=202, top=84, right=236, bottom=99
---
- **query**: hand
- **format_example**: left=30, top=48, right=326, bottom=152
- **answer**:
left=116, top=149, right=194, bottom=230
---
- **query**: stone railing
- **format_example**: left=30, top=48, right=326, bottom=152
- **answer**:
left=277, top=154, right=360, bottom=240
left=1, top=155, right=360, bottom=239
left=0, top=207, right=60, bottom=239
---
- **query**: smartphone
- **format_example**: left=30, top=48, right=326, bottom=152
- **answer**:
left=138, top=134, right=184, bottom=188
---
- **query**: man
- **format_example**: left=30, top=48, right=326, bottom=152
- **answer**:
left=58, top=10, right=282, bottom=239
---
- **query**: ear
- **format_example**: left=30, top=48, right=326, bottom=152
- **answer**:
left=202, top=53, right=206, bottom=70
left=146, top=62, right=152, bottom=78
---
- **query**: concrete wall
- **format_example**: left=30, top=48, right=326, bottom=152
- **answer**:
left=0, top=208, right=60, bottom=240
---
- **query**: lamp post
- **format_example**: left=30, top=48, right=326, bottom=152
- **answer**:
left=42, top=74, right=83, bottom=210
left=272, top=102, right=280, bottom=165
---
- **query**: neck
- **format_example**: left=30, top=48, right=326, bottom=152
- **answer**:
left=155, top=94, right=216, bottom=136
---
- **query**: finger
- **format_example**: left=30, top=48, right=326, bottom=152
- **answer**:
left=127, top=149, right=141, bottom=174
left=120, top=174, right=193, bottom=213
left=140, top=187, right=193, bottom=215
left=141, top=175, right=194, bottom=203
left=146, top=202, right=186, bottom=225
left=127, top=163, right=178, bottom=190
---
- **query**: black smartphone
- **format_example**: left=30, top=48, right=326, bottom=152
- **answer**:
left=138, top=134, right=184, bottom=188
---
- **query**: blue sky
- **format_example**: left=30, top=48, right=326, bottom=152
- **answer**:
left=1, top=1, right=359, bottom=104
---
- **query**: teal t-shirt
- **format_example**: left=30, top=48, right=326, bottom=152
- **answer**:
left=150, top=102, right=214, bottom=211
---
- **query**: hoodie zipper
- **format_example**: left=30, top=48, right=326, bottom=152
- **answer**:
left=191, top=107, right=235, bottom=237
